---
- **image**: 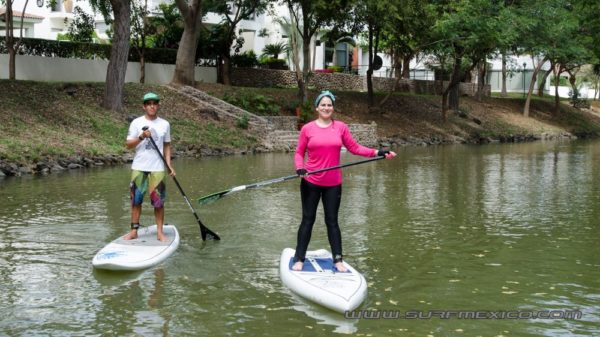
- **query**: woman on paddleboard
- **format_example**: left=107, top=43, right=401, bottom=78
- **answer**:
left=293, top=90, right=396, bottom=272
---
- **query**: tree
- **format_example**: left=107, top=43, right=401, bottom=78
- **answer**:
left=131, top=0, right=150, bottom=83
left=65, top=6, right=96, bottom=42
left=517, top=0, right=594, bottom=116
left=376, top=0, right=435, bottom=107
left=262, top=42, right=288, bottom=59
left=2, top=0, right=28, bottom=80
left=147, top=2, right=184, bottom=49
left=206, top=0, right=270, bottom=85
left=171, top=0, right=204, bottom=86
left=353, top=0, right=394, bottom=108
left=86, top=0, right=131, bottom=111
left=284, top=0, right=350, bottom=103
left=428, top=0, right=507, bottom=120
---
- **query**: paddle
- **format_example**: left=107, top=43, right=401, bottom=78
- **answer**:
left=198, top=155, right=386, bottom=206
left=142, top=127, right=220, bottom=241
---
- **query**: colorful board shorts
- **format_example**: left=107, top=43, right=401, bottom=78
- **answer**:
left=130, top=170, right=166, bottom=208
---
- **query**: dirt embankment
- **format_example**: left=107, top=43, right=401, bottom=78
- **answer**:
left=1, top=80, right=600, bottom=177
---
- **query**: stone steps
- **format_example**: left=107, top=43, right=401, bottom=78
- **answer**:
left=167, top=85, right=379, bottom=150
left=174, top=85, right=272, bottom=130
left=265, top=130, right=299, bottom=151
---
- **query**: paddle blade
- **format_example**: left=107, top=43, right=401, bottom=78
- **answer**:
left=198, top=191, right=228, bottom=205
left=201, top=224, right=221, bottom=241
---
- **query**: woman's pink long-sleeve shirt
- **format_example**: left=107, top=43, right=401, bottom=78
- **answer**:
left=295, top=120, right=376, bottom=186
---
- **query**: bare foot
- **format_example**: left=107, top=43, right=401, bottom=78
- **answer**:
left=292, top=261, right=304, bottom=271
left=335, top=261, right=347, bottom=272
left=157, top=232, right=168, bottom=242
left=123, top=230, right=138, bottom=240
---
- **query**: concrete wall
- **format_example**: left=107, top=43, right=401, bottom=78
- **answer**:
left=0, top=54, right=217, bottom=84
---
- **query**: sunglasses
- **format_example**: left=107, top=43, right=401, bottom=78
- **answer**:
left=144, top=101, right=159, bottom=106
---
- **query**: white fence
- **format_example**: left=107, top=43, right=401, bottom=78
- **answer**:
left=0, top=54, right=217, bottom=84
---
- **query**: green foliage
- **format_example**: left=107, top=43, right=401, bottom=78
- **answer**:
left=0, top=36, right=179, bottom=64
left=258, top=57, right=288, bottom=70
left=261, top=42, right=288, bottom=59
left=551, top=76, right=570, bottom=86
left=231, top=50, right=258, bottom=68
left=236, top=114, right=250, bottom=129
left=297, top=100, right=314, bottom=123
left=222, top=91, right=281, bottom=116
left=65, top=6, right=95, bottom=43
left=147, top=2, right=184, bottom=49
left=327, top=65, right=344, bottom=73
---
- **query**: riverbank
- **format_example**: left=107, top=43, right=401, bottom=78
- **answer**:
left=1, top=80, right=600, bottom=177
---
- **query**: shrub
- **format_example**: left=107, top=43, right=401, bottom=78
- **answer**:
left=223, top=91, right=281, bottom=116
left=236, top=114, right=250, bottom=129
left=232, top=50, right=258, bottom=68
left=327, top=65, right=344, bottom=73
left=258, top=57, right=288, bottom=70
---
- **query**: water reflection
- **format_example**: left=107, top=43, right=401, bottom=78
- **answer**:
left=1, top=141, right=599, bottom=336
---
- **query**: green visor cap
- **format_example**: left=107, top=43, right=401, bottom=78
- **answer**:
left=143, top=92, right=160, bottom=103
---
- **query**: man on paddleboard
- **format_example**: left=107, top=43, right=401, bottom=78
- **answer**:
left=123, top=92, right=176, bottom=242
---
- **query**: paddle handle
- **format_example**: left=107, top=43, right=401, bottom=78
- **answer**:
left=142, top=127, right=220, bottom=240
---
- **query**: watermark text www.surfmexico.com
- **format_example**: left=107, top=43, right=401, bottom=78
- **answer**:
left=344, top=310, right=583, bottom=320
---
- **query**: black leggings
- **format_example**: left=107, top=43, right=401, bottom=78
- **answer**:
left=294, top=179, right=343, bottom=263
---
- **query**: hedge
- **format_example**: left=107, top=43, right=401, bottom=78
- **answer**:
left=0, top=37, right=215, bottom=65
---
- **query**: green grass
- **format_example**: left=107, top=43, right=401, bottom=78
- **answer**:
left=0, top=80, right=259, bottom=164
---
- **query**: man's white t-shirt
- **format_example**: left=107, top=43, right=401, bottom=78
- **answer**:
left=127, top=116, right=171, bottom=172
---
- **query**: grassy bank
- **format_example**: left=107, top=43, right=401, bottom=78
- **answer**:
left=197, top=83, right=600, bottom=145
left=2, top=80, right=600, bottom=175
left=0, top=80, right=258, bottom=164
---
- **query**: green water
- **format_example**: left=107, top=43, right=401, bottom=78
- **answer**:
left=1, top=140, right=598, bottom=336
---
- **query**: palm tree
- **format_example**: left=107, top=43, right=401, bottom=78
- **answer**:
left=262, top=42, right=289, bottom=59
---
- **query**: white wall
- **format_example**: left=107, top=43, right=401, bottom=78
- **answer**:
left=0, top=54, right=217, bottom=84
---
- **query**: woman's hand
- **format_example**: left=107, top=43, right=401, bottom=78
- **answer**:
left=377, top=149, right=397, bottom=159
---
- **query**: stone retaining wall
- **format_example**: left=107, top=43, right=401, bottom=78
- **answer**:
left=264, top=116, right=297, bottom=131
left=231, top=68, right=490, bottom=97
left=349, top=122, right=379, bottom=147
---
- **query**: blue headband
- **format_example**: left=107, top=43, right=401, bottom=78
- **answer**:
left=314, top=90, right=336, bottom=107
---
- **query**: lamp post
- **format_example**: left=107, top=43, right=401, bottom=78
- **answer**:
left=522, top=62, right=527, bottom=98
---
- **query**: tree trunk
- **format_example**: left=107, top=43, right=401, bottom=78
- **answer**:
left=476, top=61, right=486, bottom=102
left=172, top=0, right=203, bottom=86
left=393, top=51, right=401, bottom=79
left=102, top=0, right=131, bottom=111
left=442, top=91, right=449, bottom=121
left=140, top=55, right=146, bottom=84
left=6, top=0, right=16, bottom=80
left=311, top=38, right=316, bottom=71
left=523, top=56, right=547, bottom=117
left=8, top=45, right=16, bottom=80
left=551, top=63, right=562, bottom=114
left=221, top=53, right=232, bottom=85
left=366, top=26, right=374, bottom=108
left=448, top=55, right=462, bottom=112
left=442, top=53, right=463, bottom=120
left=300, top=31, right=311, bottom=103
left=287, top=2, right=303, bottom=102
left=402, top=54, right=411, bottom=79
left=554, top=78, right=560, bottom=114
left=537, top=68, right=552, bottom=97
left=501, top=53, right=507, bottom=97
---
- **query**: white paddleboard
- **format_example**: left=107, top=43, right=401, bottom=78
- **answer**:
left=279, top=248, right=367, bottom=313
left=92, top=224, right=179, bottom=271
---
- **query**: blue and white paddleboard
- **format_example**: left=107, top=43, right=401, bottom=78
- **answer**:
left=92, top=225, right=179, bottom=271
left=279, top=248, right=367, bottom=313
